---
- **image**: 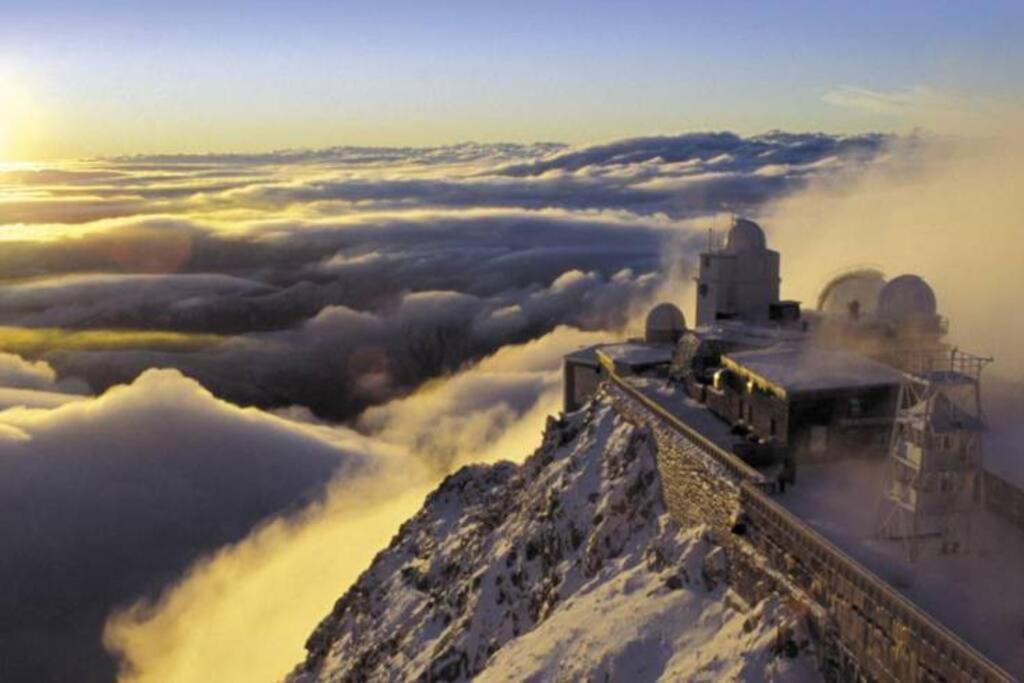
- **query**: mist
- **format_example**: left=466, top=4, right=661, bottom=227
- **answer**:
left=102, top=327, right=610, bottom=682
left=765, top=125, right=1024, bottom=377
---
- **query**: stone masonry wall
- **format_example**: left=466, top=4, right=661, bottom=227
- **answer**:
left=602, top=382, right=809, bottom=622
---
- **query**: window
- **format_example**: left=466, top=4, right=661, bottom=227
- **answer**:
left=849, top=398, right=862, bottom=418
left=698, top=283, right=709, bottom=298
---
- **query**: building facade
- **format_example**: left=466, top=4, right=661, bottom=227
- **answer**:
left=695, top=217, right=781, bottom=326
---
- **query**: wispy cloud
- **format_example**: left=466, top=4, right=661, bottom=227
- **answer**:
left=822, top=85, right=935, bottom=115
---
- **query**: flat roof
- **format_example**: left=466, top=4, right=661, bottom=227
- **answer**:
left=782, top=459, right=1024, bottom=676
left=694, top=320, right=807, bottom=348
left=564, top=343, right=605, bottom=366
left=597, top=342, right=674, bottom=368
left=723, top=345, right=903, bottom=398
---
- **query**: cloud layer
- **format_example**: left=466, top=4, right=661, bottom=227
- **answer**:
left=0, top=132, right=887, bottom=419
left=0, top=368, right=387, bottom=682
left=0, top=131, right=903, bottom=681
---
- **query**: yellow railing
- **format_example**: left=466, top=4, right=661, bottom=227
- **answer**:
left=604, top=369, right=772, bottom=490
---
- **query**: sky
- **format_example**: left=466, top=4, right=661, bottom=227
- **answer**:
left=1, top=0, right=1022, bottom=159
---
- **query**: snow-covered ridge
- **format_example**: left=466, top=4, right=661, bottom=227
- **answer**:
left=289, top=399, right=818, bottom=682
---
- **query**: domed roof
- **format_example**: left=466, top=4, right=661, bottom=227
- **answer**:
left=725, top=217, right=767, bottom=252
left=817, top=269, right=886, bottom=315
left=877, top=274, right=938, bottom=321
left=645, top=303, right=686, bottom=344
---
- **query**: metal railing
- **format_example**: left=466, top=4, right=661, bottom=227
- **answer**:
left=897, top=347, right=993, bottom=380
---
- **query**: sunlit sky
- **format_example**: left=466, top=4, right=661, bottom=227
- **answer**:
left=1, top=0, right=1022, bottom=159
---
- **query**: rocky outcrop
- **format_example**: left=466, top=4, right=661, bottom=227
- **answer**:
left=289, top=399, right=818, bottom=682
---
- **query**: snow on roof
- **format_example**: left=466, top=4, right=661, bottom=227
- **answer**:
left=782, top=459, right=1024, bottom=676
left=596, top=343, right=674, bottom=369
left=694, top=320, right=806, bottom=348
left=723, top=345, right=902, bottom=397
left=564, top=344, right=606, bottom=366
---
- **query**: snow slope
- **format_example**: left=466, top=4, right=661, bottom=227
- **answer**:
left=290, top=398, right=820, bottom=682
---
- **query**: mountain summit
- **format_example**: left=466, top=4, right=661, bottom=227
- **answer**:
left=289, top=397, right=819, bottom=681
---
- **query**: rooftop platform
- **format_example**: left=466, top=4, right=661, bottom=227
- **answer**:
left=780, top=460, right=1024, bottom=677
left=724, top=346, right=903, bottom=398
left=565, top=342, right=675, bottom=370
left=693, top=320, right=806, bottom=348
left=563, top=343, right=605, bottom=367
left=596, top=343, right=674, bottom=369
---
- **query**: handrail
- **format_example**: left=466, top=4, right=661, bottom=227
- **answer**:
left=601, top=369, right=1014, bottom=682
left=605, top=370, right=771, bottom=488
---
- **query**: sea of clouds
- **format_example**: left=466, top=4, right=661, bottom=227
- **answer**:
left=5, top=129, right=1020, bottom=682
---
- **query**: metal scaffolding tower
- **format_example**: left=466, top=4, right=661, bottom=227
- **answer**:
left=877, top=348, right=993, bottom=562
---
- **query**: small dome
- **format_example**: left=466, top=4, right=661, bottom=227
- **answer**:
left=817, top=269, right=886, bottom=315
left=725, top=217, right=767, bottom=252
left=877, top=274, right=938, bottom=321
left=645, top=303, right=686, bottom=344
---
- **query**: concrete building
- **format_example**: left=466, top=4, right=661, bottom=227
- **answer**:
left=707, top=346, right=902, bottom=460
left=562, top=303, right=683, bottom=412
left=562, top=342, right=675, bottom=412
left=670, top=320, right=806, bottom=399
left=562, top=344, right=606, bottom=413
left=695, top=217, right=781, bottom=326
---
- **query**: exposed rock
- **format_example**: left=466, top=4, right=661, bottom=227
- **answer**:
left=288, top=398, right=819, bottom=682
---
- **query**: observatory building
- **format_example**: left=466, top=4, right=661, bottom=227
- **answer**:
left=562, top=303, right=684, bottom=412
left=562, top=215, right=970, bottom=465
left=708, top=345, right=902, bottom=459
left=559, top=213, right=1013, bottom=563
left=695, top=217, right=785, bottom=326
left=816, top=268, right=886, bottom=317
left=813, top=269, right=948, bottom=371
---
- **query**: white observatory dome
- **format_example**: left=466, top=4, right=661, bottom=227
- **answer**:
left=645, top=303, right=686, bottom=344
left=817, top=269, right=886, bottom=315
left=877, top=274, right=938, bottom=321
left=725, top=217, right=767, bottom=252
